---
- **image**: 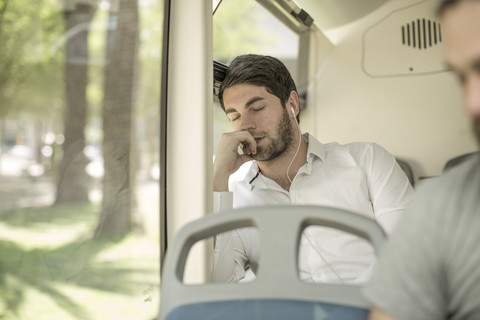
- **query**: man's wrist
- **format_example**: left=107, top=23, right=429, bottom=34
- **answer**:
left=213, top=180, right=229, bottom=192
left=213, top=171, right=230, bottom=192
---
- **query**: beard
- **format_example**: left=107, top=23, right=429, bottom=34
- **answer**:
left=252, top=108, right=295, bottom=162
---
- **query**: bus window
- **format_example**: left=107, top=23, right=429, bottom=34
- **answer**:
left=0, top=0, right=162, bottom=318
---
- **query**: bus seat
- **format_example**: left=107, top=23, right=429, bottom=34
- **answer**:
left=443, top=152, right=479, bottom=172
left=396, top=158, right=415, bottom=187
left=158, top=205, right=386, bottom=320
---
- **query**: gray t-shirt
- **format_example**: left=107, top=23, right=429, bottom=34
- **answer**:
left=363, top=156, right=480, bottom=320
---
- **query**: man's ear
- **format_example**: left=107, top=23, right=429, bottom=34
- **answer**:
left=288, top=90, right=299, bottom=116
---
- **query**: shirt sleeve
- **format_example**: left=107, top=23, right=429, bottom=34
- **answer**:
left=361, top=143, right=415, bottom=233
left=213, top=229, right=248, bottom=282
left=212, top=191, right=248, bottom=282
left=213, top=191, right=233, bottom=212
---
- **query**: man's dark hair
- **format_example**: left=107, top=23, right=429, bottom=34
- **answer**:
left=437, top=0, right=479, bottom=16
left=218, top=54, right=300, bottom=119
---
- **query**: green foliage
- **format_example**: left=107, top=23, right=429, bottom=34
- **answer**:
left=213, top=0, right=274, bottom=62
left=86, top=8, right=108, bottom=125
left=0, top=203, right=159, bottom=320
left=0, top=0, right=64, bottom=120
left=135, top=0, right=163, bottom=165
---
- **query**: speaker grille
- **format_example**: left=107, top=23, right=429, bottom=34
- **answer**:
left=401, top=19, right=441, bottom=49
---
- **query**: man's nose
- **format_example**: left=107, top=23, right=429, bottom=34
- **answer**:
left=465, top=75, right=480, bottom=117
left=239, top=115, right=255, bottom=131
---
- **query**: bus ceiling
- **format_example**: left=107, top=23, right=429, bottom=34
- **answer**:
left=294, top=0, right=389, bottom=31
left=214, top=0, right=390, bottom=32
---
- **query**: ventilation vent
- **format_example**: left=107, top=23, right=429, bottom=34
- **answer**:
left=362, top=1, right=446, bottom=77
left=401, top=19, right=442, bottom=49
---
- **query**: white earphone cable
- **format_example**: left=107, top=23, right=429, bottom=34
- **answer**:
left=287, top=108, right=302, bottom=184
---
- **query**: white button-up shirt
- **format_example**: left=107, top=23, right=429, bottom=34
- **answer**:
left=213, top=133, right=414, bottom=284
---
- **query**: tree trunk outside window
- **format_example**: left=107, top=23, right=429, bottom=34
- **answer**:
left=94, top=0, right=139, bottom=239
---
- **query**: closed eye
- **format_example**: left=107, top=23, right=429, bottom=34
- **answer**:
left=229, top=114, right=240, bottom=122
left=252, top=106, right=265, bottom=112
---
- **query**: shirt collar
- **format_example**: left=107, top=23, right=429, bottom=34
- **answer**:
left=304, top=133, right=326, bottom=163
left=244, top=161, right=266, bottom=189
left=245, top=132, right=326, bottom=187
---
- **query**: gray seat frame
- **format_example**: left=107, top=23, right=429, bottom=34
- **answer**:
left=159, top=205, right=386, bottom=320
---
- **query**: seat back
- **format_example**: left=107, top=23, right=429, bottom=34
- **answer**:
left=158, top=205, right=386, bottom=320
left=443, top=152, right=479, bottom=172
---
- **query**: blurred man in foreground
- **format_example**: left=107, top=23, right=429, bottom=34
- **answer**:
left=364, top=0, right=480, bottom=319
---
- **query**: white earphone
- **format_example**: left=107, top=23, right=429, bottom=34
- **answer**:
left=287, top=106, right=301, bottom=184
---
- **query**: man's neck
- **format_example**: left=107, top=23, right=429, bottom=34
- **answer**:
left=258, top=135, right=308, bottom=191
